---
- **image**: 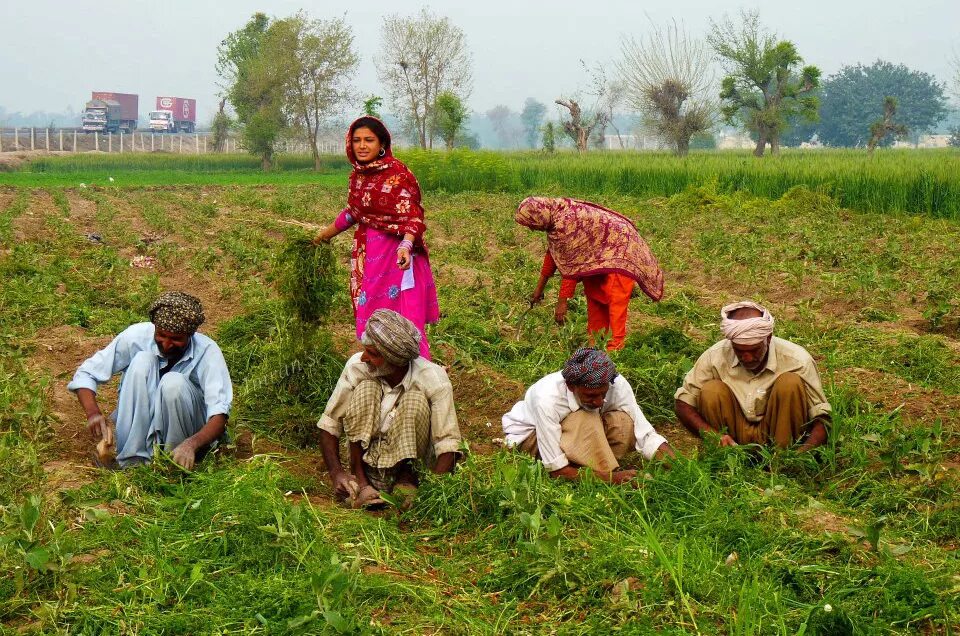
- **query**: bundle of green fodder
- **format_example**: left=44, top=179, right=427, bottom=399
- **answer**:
left=275, top=232, right=341, bottom=323
left=217, top=301, right=344, bottom=446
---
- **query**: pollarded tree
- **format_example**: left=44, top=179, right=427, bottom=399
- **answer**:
left=707, top=10, right=820, bottom=157
left=867, top=97, right=908, bottom=154
left=266, top=13, right=359, bottom=170
left=618, top=20, right=716, bottom=156
left=818, top=61, right=948, bottom=147
left=376, top=8, right=472, bottom=149
left=520, top=98, right=547, bottom=149
left=433, top=91, right=469, bottom=150
left=556, top=63, right=615, bottom=153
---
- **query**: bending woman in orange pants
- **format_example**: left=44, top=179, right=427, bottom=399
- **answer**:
left=520, top=197, right=664, bottom=351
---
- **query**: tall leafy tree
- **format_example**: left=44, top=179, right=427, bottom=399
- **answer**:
left=432, top=91, right=469, bottom=150
left=266, top=13, right=359, bottom=170
left=376, top=8, right=472, bottom=148
left=818, top=61, right=948, bottom=147
left=217, top=13, right=285, bottom=170
left=520, top=98, right=547, bottom=148
left=708, top=10, right=820, bottom=156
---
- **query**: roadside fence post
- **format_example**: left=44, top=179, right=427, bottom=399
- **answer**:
left=59, top=129, right=63, bottom=151
left=151, top=134, right=155, bottom=152
left=14, top=127, right=19, bottom=150
left=31, top=127, right=35, bottom=151
left=108, top=133, right=112, bottom=153
left=45, top=128, right=50, bottom=151
left=73, top=130, right=77, bottom=152
left=120, top=132, right=124, bottom=153
left=179, top=135, right=183, bottom=153
left=195, top=133, right=199, bottom=154
left=95, top=132, right=99, bottom=151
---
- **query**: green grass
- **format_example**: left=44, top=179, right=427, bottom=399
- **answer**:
left=1, top=160, right=958, bottom=633
left=3, top=148, right=959, bottom=218
left=401, top=148, right=960, bottom=218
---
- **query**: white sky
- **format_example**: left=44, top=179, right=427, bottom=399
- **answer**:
left=1, top=0, right=957, bottom=121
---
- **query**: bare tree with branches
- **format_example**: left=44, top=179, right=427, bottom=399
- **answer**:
left=556, top=63, right=615, bottom=153
left=376, top=8, right=472, bottom=149
left=618, top=20, right=715, bottom=156
left=867, top=96, right=908, bottom=154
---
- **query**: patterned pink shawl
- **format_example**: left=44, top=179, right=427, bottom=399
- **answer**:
left=516, top=196, right=664, bottom=301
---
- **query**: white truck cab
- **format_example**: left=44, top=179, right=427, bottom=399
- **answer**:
left=149, top=111, right=176, bottom=133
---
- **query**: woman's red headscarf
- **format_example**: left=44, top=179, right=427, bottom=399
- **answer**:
left=516, top=196, right=664, bottom=301
left=344, top=117, right=426, bottom=242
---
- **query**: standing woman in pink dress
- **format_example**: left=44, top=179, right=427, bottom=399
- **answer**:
left=313, top=117, right=440, bottom=359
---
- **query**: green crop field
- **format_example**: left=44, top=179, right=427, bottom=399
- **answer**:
left=0, top=151, right=958, bottom=634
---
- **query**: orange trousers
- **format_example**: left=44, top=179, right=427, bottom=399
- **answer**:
left=583, top=274, right=635, bottom=350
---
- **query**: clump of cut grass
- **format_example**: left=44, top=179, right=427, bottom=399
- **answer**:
left=217, top=301, right=343, bottom=446
left=275, top=234, right=341, bottom=323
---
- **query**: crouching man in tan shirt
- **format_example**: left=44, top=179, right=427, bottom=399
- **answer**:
left=675, top=301, right=830, bottom=451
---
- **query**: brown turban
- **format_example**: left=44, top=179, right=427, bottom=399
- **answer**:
left=360, top=309, right=421, bottom=366
left=149, top=292, right=205, bottom=335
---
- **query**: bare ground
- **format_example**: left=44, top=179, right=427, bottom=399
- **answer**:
left=9, top=187, right=958, bottom=499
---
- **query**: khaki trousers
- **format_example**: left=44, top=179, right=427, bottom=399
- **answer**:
left=518, top=410, right=635, bottom=474
left=699, top=372, right=809, bottom=447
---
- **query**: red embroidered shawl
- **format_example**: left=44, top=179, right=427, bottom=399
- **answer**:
left=344, top=118, right=427, bottom=246
left=516, top=196, right=664, bottom=301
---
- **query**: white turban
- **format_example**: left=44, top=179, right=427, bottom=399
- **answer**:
left=720, top=301, right=774, bottom=345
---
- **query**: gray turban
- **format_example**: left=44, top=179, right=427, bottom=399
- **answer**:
left=149, top=292, right=205, bottom=334
left=360, top=309, right=422, bottom=366
left=561, top=347, right=618, bottom=387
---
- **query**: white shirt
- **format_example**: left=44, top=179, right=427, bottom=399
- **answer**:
left=502, top=372, right=667, bottom=472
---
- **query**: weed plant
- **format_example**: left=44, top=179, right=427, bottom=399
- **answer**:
left=276, top=235, right=341, bottom=323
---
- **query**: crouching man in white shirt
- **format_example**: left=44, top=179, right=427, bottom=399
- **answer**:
left=502, top=347, right=674, bottom=483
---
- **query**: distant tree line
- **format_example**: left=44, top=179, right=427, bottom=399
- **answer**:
left=211, top=7, right=959, bottom=167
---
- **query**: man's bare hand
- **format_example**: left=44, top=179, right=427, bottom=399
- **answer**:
left=610, top=469, right=638, bottom=484
left=720, top=434, right=739, bottom=447
left=332, top=471, right=360, bottom=499
left=171, top=443, right=197, bottom=471
left=529, top=291, right=544, bottom=307
left=87, top=413, right=111, bottom=442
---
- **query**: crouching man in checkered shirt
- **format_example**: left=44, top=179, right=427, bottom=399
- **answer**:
left=318, top=309, right=462, bottom=509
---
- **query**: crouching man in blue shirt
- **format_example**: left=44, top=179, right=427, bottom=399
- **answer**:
left=67, top=292, right=233, bottom=469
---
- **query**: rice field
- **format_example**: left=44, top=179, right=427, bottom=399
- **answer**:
left=0, top=152, right=958, bottom=634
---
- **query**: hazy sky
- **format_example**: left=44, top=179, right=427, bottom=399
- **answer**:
left=2, top=0, right=957, bottom=122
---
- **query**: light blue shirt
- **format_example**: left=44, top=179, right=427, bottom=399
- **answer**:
left=67, top=322, right=233, bottom=421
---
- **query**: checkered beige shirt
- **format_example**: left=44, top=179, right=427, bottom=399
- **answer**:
left=318, top=352, right=462, bottom=457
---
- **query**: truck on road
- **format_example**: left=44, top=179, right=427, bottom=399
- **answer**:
left=82, top=92, right=138, bottom=134
left=148, top=96, right=197, bottom=133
